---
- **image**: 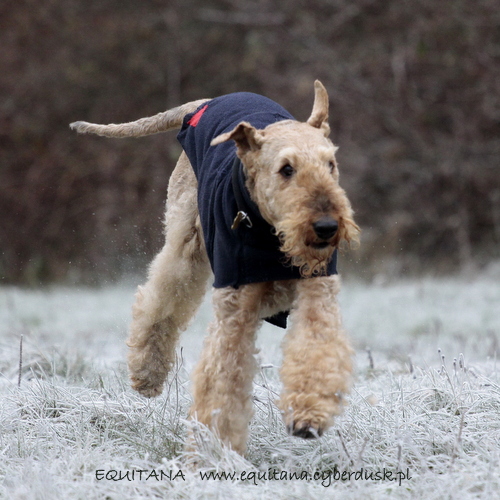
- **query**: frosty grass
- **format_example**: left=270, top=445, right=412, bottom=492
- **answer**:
left=1, top=267, right=500, bottom=499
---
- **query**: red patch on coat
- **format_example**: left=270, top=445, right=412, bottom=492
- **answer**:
left=187, top=105, right=208, bottom=127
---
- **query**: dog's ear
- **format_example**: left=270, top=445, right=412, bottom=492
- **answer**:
left=307, top=80, right=331, bottom=137
left=211, top=121, right=264, bottom=153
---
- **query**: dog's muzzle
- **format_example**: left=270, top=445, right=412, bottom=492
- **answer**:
left=313, top=216, right=338, bottom=241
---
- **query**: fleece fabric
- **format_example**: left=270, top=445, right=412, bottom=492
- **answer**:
left=177, top=92, right=338, bottom=327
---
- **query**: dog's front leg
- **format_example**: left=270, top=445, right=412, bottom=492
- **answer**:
left=189, top=283, right=265, bottom=455
left=279, top=275, right=353, bottom=438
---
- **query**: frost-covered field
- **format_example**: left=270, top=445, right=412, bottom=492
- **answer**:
left=1, top=267, right=500, bottom=499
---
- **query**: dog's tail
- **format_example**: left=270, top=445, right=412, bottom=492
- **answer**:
left=70, top=99, right=210, bottom=138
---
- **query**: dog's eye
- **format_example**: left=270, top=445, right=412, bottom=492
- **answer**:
left=329, top=161, right=336, bottom=173
left=279, top=164, right=295, bottom=178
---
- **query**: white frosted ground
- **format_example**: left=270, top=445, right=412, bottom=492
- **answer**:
left=1, top=268, right=499, bottom=499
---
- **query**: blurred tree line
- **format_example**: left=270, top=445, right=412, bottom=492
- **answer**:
left=1, top=0, right=499, bottom=284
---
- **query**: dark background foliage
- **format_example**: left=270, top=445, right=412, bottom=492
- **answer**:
left=1, top=0, right=499, bottom=283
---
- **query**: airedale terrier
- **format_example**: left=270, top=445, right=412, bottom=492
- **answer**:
left=71, top=81, right=359, bottom=455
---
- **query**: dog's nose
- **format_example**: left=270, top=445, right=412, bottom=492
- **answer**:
left=313, top=217, right=338, bottom=240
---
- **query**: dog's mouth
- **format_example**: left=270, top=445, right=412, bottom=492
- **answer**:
left=309, top=241, right=330, bottom=249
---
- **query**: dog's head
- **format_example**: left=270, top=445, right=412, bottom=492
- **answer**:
left=211, top=81, right=360, bottom=277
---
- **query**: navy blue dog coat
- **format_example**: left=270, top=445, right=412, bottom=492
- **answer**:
left=177, top=92, right=337, bottom=327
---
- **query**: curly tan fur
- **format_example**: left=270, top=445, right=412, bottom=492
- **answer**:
left=279, top=276, right=353, bottom=436
left=71, top=81, right=359, bottom=455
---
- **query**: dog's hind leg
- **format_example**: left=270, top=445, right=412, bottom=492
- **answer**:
left=127, top=153, right=211, bottom=397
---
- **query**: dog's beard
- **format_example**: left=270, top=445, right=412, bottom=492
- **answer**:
left=275, top=219, right=334, bottom=278
left=275, top=216, right=360, bottom=278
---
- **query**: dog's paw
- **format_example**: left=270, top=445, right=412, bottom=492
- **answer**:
left=130, top=376, right=165, bottom=398
left=287, top=421, right=324, bottom=439
left=279, top=392, right=345, bottom=440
